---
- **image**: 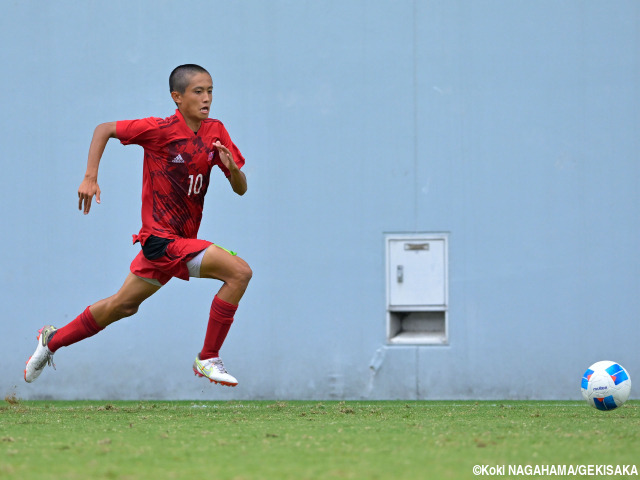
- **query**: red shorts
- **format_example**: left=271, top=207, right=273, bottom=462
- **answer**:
left=130, top=238, right=213, bottom=285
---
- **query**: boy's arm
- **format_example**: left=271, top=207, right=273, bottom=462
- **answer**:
left=214, top=141, right=247, bottom=196
left=78, top=122, right=118, bottom=214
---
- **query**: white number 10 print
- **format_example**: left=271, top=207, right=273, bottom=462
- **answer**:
left=188, top=174, right=203, bottom=196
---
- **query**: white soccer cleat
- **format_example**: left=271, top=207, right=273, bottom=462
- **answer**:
left=24, top=325, right=57, bottom=383
left=193, top=355, right=238, bottom=387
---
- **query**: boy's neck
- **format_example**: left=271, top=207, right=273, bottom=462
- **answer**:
left=177, top=108, right=202, bottom=133
left=184, top=118, right=202, bottom=133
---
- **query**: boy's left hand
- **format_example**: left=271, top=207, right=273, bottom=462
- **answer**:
left=213, top=141, right=236, bottom=171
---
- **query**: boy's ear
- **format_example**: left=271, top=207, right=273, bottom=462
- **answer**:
left=171, top=91, right=181, bottom=105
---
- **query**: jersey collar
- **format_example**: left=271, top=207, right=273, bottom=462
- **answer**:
left=174, top=108, right=201, bottom=136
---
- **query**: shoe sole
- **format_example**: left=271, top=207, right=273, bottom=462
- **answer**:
left=23, top=356, right=31, bottom=381
left=193, top=367, right=238, bottom=387
left=24, top=329, right=44, bottom=382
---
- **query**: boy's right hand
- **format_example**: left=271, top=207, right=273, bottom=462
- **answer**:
left=78, top=177, right=101, bottom=215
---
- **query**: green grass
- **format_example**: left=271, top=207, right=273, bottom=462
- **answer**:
left=1, top=400, right=638, bottom=479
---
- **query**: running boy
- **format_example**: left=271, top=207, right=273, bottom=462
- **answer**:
left=25, top=64, right=252, bottom=387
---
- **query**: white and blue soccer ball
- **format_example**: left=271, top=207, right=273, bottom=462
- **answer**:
left=581, top=361, right=632, bottom=411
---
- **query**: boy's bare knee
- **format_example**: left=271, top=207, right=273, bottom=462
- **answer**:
left=240, top=263, right=253, bottom=284
left=117, top=302, right=140, bottom=318
left=106, top=298, right=140, bottom=319
left=234, top=261, right=252, bottom=287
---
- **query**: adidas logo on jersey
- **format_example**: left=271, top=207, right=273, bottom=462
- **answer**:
left=172, top=154, right=185, bottom=164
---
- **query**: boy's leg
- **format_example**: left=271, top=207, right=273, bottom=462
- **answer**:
left=24, top=273, right=160, bottom=383
left=199, top=245, right=252, bottom=305
left=48, top=273, right=161, bottom=351
left=193, top=245, right=252, bottom=386
left=87, top=273, right=162, bottom=328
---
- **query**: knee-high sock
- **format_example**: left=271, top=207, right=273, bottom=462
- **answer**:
left=199, top=295, right=237, bottom=359
left=47, top=306, right=104, bottom=353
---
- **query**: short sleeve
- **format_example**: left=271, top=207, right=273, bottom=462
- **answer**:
left=116, top=118, right=162, bottom=147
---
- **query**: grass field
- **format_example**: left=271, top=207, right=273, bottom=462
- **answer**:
left=1, top=399, right=638, bottom=479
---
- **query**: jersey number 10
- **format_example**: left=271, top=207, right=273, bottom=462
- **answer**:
left=188, top=174, right=203, bottom=196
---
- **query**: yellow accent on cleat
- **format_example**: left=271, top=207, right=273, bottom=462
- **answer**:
left=192, top=356, right=238, bottom=387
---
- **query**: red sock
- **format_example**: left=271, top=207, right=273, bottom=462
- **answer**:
left=48, top=306, right=104, bottom=353
left=199, top=295, right=237, bottom=359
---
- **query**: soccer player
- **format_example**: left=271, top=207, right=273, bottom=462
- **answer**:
left=24, top=64, right=252, bottom=387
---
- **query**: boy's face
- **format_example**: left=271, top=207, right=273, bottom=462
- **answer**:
left=171, top=72, right=213, bottom=130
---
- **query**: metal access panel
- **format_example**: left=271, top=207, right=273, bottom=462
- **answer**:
left=387, top=234, right=448, bottom=309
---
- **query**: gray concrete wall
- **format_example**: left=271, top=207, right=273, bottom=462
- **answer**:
left=2, top=0, right=638, bottom=400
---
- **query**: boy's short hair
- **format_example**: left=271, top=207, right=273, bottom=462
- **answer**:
left=169, top=64, right=210, bottom=94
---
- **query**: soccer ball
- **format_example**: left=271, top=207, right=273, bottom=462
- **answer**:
left=581, top=361, right=632, bottom=411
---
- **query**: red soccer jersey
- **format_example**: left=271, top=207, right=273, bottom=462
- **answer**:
left=116, top=109, right=245, bottom=243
